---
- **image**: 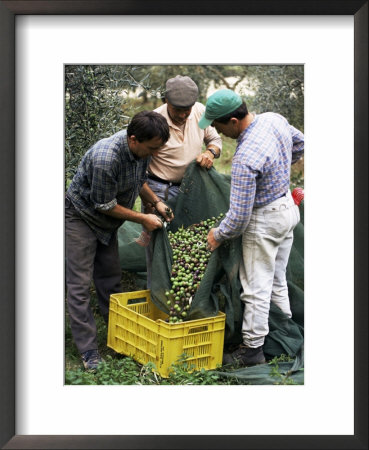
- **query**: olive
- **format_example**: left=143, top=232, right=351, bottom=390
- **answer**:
left=166, top=212, right=225, bottom=322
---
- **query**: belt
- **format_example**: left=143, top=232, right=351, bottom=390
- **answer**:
left=254, top=192, right=289, bottom=209
left=148, top=173, right=181, bottom=186
left=277, top=192, right=287, bottom=199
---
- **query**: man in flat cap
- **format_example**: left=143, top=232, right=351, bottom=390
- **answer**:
left=143, top=75, right=222, bottom=287
left=148, top=75, right=222, bottom=191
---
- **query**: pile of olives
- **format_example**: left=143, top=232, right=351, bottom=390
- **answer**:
left=165, top=213, right=224, bottom=324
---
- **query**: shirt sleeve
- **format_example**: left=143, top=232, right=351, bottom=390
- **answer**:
left=214, top=162, right=257, bottom=242
left=290, top=125, right=304, bottom=164
left=90, top=165, right=118, bottom=211
left=203, top=125, right=223, bottom=152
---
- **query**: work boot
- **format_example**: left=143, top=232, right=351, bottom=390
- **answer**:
left=222, top=345, right=266, bottom=367
left=81, top=349, right=104, bottom=371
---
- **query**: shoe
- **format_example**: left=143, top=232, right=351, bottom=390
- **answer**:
left=81, top=349, right=104, bottom=371
left=222, top=345, right=266, bottom=367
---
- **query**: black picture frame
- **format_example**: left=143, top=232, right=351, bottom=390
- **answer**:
left=1, top=1, right=367, bottom=449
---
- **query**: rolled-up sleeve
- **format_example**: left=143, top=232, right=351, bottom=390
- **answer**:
left=290, top=125, right=304, bottom=164
left=90, top=165, right=118, bottom=211
left=203, top=125, right=222, bottom=153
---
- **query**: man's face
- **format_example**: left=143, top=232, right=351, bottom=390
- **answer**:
left=212, top=119, right=240, bottom=139
left=166, top=101, right=193, bottom=126
left=128, top=135, right=165, bottom=159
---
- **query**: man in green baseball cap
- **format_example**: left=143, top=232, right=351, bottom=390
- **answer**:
left=200, top=89, right=304, bottom=368
left=198, top=89, right=243, bottom=129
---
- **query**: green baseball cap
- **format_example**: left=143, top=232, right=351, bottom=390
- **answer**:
left=198, top=89, right=243, bottom=129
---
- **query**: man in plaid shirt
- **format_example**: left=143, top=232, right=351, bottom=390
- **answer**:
left=66, top=111, right=173, bottom=371
left=199, top=89, right=304, bottom=367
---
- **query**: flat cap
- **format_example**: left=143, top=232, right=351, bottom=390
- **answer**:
left=165, top=75, right=198, bottom=108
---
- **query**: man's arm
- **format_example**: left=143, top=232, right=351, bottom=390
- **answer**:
left=196, top=148, right=219, bottom=169
left=197, top=124, right=222, bottom=169
left=290, top=125, right=304, bottom=164
left=139, top=182, right=174, bottom=222
left=139, top=182, right=162, bottom=206
left=208, top=163, right=257, bottom=247
left=203, top=122, right=222, bottom=154
left=100, top=203, right=164, bottom=232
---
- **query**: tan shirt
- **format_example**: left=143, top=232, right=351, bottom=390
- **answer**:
left=149, top=102, right=222, bottom=183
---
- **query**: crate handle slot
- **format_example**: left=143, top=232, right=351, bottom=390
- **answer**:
left=111, top=290, right=151, bottom=307
left=127, top=297, right=147, bottom=305
left=188, top=325, right=208, bottom=334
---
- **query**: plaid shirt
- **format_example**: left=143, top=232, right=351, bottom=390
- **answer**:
left=67, top=130, right=149, bottom=245
left=214, top=113, right=304, bottom=242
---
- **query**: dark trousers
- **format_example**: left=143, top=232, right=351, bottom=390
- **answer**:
left=65, top=197, right=122, bottom=354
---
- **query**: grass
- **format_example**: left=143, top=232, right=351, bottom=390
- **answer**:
left=65, top=352, right=240, bottom=386
left=213, top=136, right=236, bottom=175
left=65, top=272, right=303, bottom=386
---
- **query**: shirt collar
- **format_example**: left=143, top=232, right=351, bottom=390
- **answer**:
left=122, top=130, right=138, bottom=163
left=237, top=113, right=257, bottom=144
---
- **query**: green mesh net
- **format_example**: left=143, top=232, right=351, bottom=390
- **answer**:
left=118, top=221, right=146, bottom=272
left=118, top=161, right=304, bottom=383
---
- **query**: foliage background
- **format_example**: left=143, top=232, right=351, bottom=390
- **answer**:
left=65, top=64, right=304, bottom=185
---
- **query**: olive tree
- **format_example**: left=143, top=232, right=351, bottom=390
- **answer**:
left=243, top=65, right=304, bottom=131
left=65, top=64, right=304, bottom=186
left=65, top=65, right=161, bottom=185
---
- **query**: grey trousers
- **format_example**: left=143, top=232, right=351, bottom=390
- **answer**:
left=239, top=190, right=300, bottom=348
left=65, top=197, right=122, bottom=354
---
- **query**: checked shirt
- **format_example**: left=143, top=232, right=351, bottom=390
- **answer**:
left=214, top=112, right=304, bottom=242
left=67, top=129, right=149, bottom=245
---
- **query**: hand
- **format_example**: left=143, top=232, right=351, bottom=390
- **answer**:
left=143, top=201, right=156, bottom=214
left=207, top=228, right=221, bottom=252
left=142, top=213, right=164, bottom=232
left=196, top=150, right=214, bottom=170
left=155, top=201, right=174, bottom=222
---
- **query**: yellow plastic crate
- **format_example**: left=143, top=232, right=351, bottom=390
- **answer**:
left=107, top=290, right=225, bottom=378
